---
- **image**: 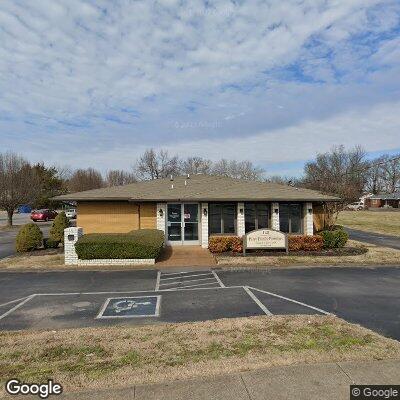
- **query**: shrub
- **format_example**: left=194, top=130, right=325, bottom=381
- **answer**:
left=288, top=235, right=324, bottom=252
left=75, top=229, right=165, bottom=260
left=43, top=238, right=60, bottom=249
left=15, top=223, right=43, bottom=252
left=319, top=229, right=348, bottom=249
left=50, top=212, right=69, bottom=243
left=208, top=236, right=243, bottom=253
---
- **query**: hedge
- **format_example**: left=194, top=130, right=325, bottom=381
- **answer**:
left=209, top=236, right=243, bottom=253
left=209, top=234, right=324, bottom=253
left=288, top=235, right=323, bottom=251
left=15, top=223, right=43, bottom=252
left=43, top=238, right=60, bottom=249
left=74, top=229, right=165, bottom=260
left=319, top=229, right=348, bottom=249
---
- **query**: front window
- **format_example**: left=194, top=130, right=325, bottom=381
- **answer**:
left=209, top=203, right=236, bottom=234
left=245, top=203, right=269, bottom=232
left=279, top=204, right=302, bottom=234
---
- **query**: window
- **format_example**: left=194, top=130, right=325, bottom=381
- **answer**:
left=279, top=204, right=302, bottom=234
left=245, top=203, right=269, bottom=232
left=209, top=203, right=236, bottom=234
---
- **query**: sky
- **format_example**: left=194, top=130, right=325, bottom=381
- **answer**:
left=0, top=0, right=399, bottom=178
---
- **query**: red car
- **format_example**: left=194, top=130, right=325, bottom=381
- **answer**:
left=31, top=209, right=58, bottom=222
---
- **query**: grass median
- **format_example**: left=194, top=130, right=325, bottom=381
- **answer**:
left=0, top=315, right=399, bottom=395
left=337, top=211, right=400, bottom=236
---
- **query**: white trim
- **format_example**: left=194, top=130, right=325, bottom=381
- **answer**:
left=96, top=295, right=162, bottom=319
left=247, top=286, right=331, bottom=315
left=211, top=270, right=225, bottom=288
left=243, top=286, right=272, bottom=316
left=0, top=294, right=36, bottom=321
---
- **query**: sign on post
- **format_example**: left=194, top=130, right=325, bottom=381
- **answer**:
left=243, top=229, right=288, bottom=255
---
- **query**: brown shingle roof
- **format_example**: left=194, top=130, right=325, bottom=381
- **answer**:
left=53, top=174, right=340, bottom=202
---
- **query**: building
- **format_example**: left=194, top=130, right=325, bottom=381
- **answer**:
left=365, top=192, right=400, bottom=208
left=53, top=174, right=339, bottom=247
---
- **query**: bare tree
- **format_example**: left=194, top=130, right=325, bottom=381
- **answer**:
left=212, top=159, right=264, bottom=180
left=380, top=154, right=400, bottom=193
left=0, top=152, right=41, bottom=226
left=265, top=175, right=301, bottom=185
left=106, top=170, right=137, bottom=187
left=134, top=149, right=180, bottom=180
left=67, top=168, right=104, bottom=192
left=180, top=157, right=212, bottom=175
left=303, top=145, right=368, bottom=228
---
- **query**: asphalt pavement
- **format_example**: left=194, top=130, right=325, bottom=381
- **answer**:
left=1, top=266, right=399, bottom=340
left=0, top=214, right=52, bottom=259
left=346, top=227, right=400, bottom=250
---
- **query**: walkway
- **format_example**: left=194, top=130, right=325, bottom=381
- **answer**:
left=156, top=245, right=216, bottom=268
left=61, top=359, right=400, bottom=399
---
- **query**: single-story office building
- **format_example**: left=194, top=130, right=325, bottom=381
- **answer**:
left=54, top=174, right=338, bottom=247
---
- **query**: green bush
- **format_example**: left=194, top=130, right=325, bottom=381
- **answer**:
left=15, top=223, right=43, bottom=252
left=75, top=229, right=165, bottom=260
left=43, top=238, right=60, bottom=249
left=208, top=236, right=243, bottom=253
left=50, top=212, right=69, bottom=243
left=319, top=229, right=349, bottom=249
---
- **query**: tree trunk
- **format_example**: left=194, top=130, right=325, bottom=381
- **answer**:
left=7, top=209, right=13, bottom=227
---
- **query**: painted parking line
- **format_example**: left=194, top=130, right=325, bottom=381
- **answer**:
left=243, top=287, right=272, bottom=316
left=160, top=272, right=213, bottom=281
left=155, top=271, right=161, bottom=291
left=160, top=277, right=216, bottom=287
left=211, top=270, right=225, bottom=288
left=0, top=295, right=31, bottom=308
left=247, top=286, right=331, bottom=315
left=0, top=294, right=36, bottom=321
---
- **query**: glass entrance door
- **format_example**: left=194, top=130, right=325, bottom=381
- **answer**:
left=167, top=203, right=199, bottom=245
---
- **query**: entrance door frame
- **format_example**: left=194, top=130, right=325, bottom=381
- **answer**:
left=166, top=202, right=200, bottom=246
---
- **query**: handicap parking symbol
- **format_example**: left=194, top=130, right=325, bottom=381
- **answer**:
left=97, top=296, right=161, bottom=319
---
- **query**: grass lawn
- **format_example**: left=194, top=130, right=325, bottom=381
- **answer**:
left=216, top=240, right=400, bottom=267
left=337, top=211, right=400, bottom=236
left=1, top=315, right=399, bottom=395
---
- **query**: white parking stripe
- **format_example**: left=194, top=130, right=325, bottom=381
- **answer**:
left=247, top=286, right=331, bottom=315
left=243, top=287, right=272, bottom=315
left=160, top=277, right=216, bottom=286
left=165, top=282, right=221, bottom=290
left=155, top=271, right=161, bottom=291
left=160, top=272, right=213, bottom=281
left=0, top=296, right=31, bottom=308
left=211, top=270, right=225, bottom=288
left=0, top=295, right=36, bottom=321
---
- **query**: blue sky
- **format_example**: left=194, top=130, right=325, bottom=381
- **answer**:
left=0, top=0, right=399, bottom=177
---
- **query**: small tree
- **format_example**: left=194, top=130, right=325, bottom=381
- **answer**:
left=0, top=152, right=41, bottom=226
left=16, top=223, right=43, bottom=252
left=50, top=212, right=69, bottom=243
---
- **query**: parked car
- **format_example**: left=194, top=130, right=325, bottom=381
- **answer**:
left=31, top=209, right=58, bottom=222
left=65, top=209, right=77, bottom=219
left=345, top=202, right=364, bottom=211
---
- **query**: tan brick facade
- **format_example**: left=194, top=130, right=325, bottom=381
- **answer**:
left=77, top=201, right=142, bottom=233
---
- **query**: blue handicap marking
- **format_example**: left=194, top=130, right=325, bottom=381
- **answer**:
left=98, top=296, right=161, bottom=318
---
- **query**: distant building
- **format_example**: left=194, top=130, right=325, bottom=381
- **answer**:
left=365, top=192, right=400, bottom=208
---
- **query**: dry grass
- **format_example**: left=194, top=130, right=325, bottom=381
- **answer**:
left=0, top=315, right=399, bottom=395
left=216, top=240, right=400, bottom=267
left=337, top=211, right=400, bottom=236
left=0, top=252, right=156, bottom=272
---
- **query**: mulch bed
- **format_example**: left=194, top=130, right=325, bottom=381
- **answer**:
left=217, top=247, right=367, bottom=257
left=7, top=248, right=63, bottom=259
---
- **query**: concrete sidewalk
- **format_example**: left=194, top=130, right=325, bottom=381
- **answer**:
left=61, top=359, right=400, bottom=400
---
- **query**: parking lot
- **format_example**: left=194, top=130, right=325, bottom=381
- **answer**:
left=0, top=266, right=399, bottom=339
